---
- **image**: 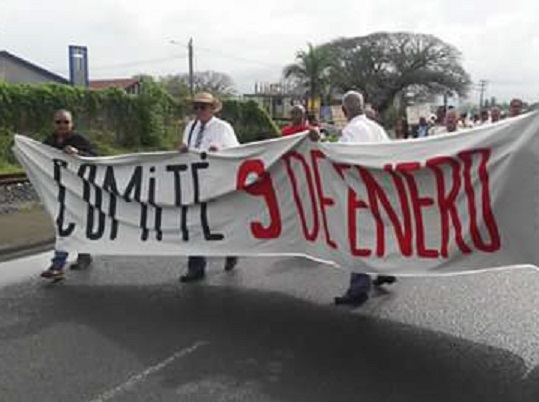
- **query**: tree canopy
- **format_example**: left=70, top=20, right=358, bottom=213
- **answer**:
left=160, top=70, right=236, bottom=100
left=285, top=32, right=471, bottom=113
left=283, top=43, right=333, bottom=103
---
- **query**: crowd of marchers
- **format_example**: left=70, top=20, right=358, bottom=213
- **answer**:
left=37, top=90, right=526, bottom=308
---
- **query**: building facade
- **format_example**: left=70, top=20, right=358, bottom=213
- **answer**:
left=0, top=51, right=69, bottom=85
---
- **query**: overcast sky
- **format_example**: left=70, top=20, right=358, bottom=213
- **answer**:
left=2, top=0, right=538, bottom=103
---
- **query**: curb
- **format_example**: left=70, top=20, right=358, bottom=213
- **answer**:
left=0, top=238, right=55, bottom=263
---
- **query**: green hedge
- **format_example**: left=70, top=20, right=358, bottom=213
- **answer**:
left=0, top=80, right=180, bottom=148
left=220, top=99, right=279, bottom=142
left=0, top=82, right=279, bottom=171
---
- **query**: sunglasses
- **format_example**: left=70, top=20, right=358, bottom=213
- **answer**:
left=193, top=103, right=210, bottom=111
left=55, top=120, right=71, bottom=124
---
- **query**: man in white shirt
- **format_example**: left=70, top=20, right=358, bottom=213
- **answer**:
left=179, top=92, right=240, bottom=282
left=339, top=100, right=389, bottom=143
left=429, top=108, right=459, bottom=136
left=310, top=91, right=397, bottom=306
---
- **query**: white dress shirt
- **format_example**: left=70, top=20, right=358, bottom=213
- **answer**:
left=429, top=126, right=459, bottom=136
left=183, top=116, right=239, bottom=151
left=339, top=114, right=389, bottom=143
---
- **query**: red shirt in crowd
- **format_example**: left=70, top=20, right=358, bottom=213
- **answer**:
left=281, top=124, right=308, bottom=136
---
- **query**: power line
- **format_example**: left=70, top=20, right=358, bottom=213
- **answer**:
left=92, top=55, right=187, bottom=71
left=172, top=40, right=281, bottom=68
left=197, top=46, right=282, bottom=68
left=52, top=54, right=187, bottom=75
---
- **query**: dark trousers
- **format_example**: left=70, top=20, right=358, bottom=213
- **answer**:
left=187, top=256, right=237, bottom=274
left=187, top=256, right=207, bottom=274
left=51, top=251, right=91, bottom=270
left=347, top=273, right=372, bottom=295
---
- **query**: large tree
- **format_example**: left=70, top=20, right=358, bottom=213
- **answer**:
left=160, top=74, right=190, bottom=100
left=324, top=32, right=471, bottom=112
left=162, top=71, right=236, bottom=98
left=283, top=43, right=333, bottom=105
left=192, top=71, right=236, bottom=97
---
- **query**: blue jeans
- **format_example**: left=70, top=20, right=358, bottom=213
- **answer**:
left=347, top=273, right=372, bottom=295
left=51, top=250, right=69, bottom=270
left=51, top=251, right=92, bottom=270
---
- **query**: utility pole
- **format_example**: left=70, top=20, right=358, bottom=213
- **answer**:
left=478, top=80, right=488, bottom=108
left=188, top=38, right=194, bottom=98
left=169, top=39, right=194, bottom=97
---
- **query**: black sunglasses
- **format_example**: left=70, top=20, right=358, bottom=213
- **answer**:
left=193, top=103, right=210, bottom=111
left=55, top=120, right=71, bottom=124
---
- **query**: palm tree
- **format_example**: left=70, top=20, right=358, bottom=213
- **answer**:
left=283, top=43, right=332, bottom=111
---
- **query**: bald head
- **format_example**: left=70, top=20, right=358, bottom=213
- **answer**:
left=445, top=109, right=459, bottom=132
left=342, top=91, right=365, bottom=120
left=53, top=109, right=74, bottom=136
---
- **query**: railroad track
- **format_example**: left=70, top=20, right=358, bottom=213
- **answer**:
left=0, top=172, right=29, bottom=187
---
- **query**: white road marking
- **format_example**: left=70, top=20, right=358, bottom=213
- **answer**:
left=88, top=341, right=209, bottom=402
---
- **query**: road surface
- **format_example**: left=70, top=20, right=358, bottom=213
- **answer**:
left=0, top=252, right=538, bottom=401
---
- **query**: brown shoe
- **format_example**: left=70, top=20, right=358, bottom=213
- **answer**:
left=40, top=269, right=65, bottom=280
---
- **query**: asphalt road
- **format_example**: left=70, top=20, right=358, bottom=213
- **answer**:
left=1, top=253, right=539, bottom=401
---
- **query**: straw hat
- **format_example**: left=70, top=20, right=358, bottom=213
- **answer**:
left=192, top=92, right=222, bottom=113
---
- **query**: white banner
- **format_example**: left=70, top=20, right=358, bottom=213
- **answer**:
left=13, top=113, right=539, bottom=275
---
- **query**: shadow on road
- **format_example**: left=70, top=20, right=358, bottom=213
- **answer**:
left=0, top=281, right=536, bottom=401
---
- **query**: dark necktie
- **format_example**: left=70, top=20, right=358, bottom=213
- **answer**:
left=194, top=122, right=206, bottom=149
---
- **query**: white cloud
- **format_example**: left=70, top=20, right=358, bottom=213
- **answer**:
left=1, top=0, right=538, bottom=101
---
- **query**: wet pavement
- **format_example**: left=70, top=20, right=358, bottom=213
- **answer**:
left=0, top=253, right=538, bottom=401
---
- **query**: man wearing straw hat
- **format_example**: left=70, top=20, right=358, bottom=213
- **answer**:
left=179, top=92, right=240, bottom=282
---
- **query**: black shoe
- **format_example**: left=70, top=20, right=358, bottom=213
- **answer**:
left=334, top=292, right=369, bottom=307
left=40, top=268, right=65, bottom=280
left=179, top=270, right=205, bottom=283
left=372, top=275, right=397, bottom=287
left=70, top=254, right=92, bottom=271
left=224, top=257, right=238, bottom=272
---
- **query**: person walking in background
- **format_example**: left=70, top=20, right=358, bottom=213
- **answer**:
left=416, top=117, right=429, bottom=138
left=40, top=109, right=96, bottom=280
left=478, top=109, right=490, bottom=125
left=490, top=107, right=501, bottom=123
left=430, top=109, right=460, bottom=135
left=364, top=103, right=379, bottom=122
left=509, top=98, right=523, bottom=117
left=281, top=105, right=308, bottom=136
left=394, top=117, right=407, bottom=139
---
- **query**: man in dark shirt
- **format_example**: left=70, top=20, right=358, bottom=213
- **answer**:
left=40, top=109, right=97, bottom=280
left=42, top=110, right=96, bottom=156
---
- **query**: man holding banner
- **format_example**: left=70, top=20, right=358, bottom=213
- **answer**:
left=311, top=91, right=397, bottom=306
left=178, top=92, right=240, bottom=282
left=13, top=97, right=539, bottom=289
left=281, top=105, right=308, bottom=136
left=40, top=109, right=96, bottom=280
